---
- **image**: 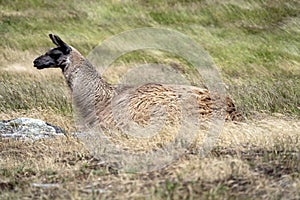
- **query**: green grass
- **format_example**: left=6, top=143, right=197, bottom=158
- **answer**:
left=0, top=1, right=300, bottom=198
left=231, top=77, right=300, bottom=117
left=0, top=71, right=72, bottom=114
left=0, top=0, right=299, bottom=117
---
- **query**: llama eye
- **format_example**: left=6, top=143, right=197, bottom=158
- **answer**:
left=50, top=52, right=62, bottom=59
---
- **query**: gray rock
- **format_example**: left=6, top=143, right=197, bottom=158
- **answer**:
left=0, top=118, right=65, bottom=141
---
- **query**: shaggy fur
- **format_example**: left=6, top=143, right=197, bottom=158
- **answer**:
left=33, top=34, right=240, bottom=135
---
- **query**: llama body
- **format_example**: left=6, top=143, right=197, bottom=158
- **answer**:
left=33, top=34, right=239, bottom=134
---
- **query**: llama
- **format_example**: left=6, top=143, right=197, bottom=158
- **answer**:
left=33, top=34, right=240, bottom=148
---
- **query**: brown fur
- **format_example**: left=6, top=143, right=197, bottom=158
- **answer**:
left=34, top=35, right=242, bottom=149
left=49, top=47, right=240, bottom=131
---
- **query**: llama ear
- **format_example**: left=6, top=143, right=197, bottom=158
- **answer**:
left=49, top=34, right=59, bottom=46
left=49, top=34, right=71, bottom=54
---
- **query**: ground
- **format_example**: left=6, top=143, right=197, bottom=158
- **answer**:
left=1, top=115, right=299, bottom=199
left=0, top=0, right=300, bottom=199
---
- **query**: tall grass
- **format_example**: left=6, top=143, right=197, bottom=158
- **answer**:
left=0, top=0, right=299, bottom=117
left=0, top=71, right=72, bottom=114
left=229, top=77, right=300, bottom=117
left=1, top=2, right=300, bottom=199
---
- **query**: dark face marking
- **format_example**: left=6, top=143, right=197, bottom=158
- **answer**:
left=33, top=34, right=72, bottom=70
left=33, top=47, right=69, bottom=70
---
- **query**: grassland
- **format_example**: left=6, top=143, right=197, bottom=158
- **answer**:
left=0, top=0, right=300, bottom=199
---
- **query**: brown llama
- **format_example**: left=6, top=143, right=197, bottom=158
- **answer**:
left=33, top=34, right=240, bottom=148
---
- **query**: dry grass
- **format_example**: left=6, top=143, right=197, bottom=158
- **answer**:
left=1, top=0, right=299, bottom=199
left=0, top=108, right=75, bottom=133
left=1, top=115, right=299, bottom=199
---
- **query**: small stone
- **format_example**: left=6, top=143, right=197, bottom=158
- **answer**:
left=0, top=118, right=65, bottom=141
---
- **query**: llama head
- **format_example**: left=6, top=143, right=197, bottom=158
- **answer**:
left=33, top=34, right=72, bottom=70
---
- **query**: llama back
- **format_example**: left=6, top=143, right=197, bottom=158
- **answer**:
left=97, top=83, right=234, bottom=128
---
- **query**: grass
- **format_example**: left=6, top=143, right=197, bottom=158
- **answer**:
left=230, top=77, right=300, bottom=117
left=1, top=116, right=299, bottom=199
left=0, top=71, right=71, bottom=113
left=0, top=0, right=300, bottom=199
left=0, top=0, right=299, bottom=117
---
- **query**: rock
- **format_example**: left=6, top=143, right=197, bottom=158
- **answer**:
left=0, top=118, right=65, bottom=141
left=31, top=183, right=60, bottom=188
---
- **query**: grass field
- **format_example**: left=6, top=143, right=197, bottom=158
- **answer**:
left=0, top=0, right=300, bottom=199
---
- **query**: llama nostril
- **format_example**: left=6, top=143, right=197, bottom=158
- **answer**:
left=33, top=59, right=43, bottom=68
left=33, top=59, right=39, bottom=66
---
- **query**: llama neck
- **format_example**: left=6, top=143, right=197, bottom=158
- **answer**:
left=62, top=49, right=114, bottom=114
